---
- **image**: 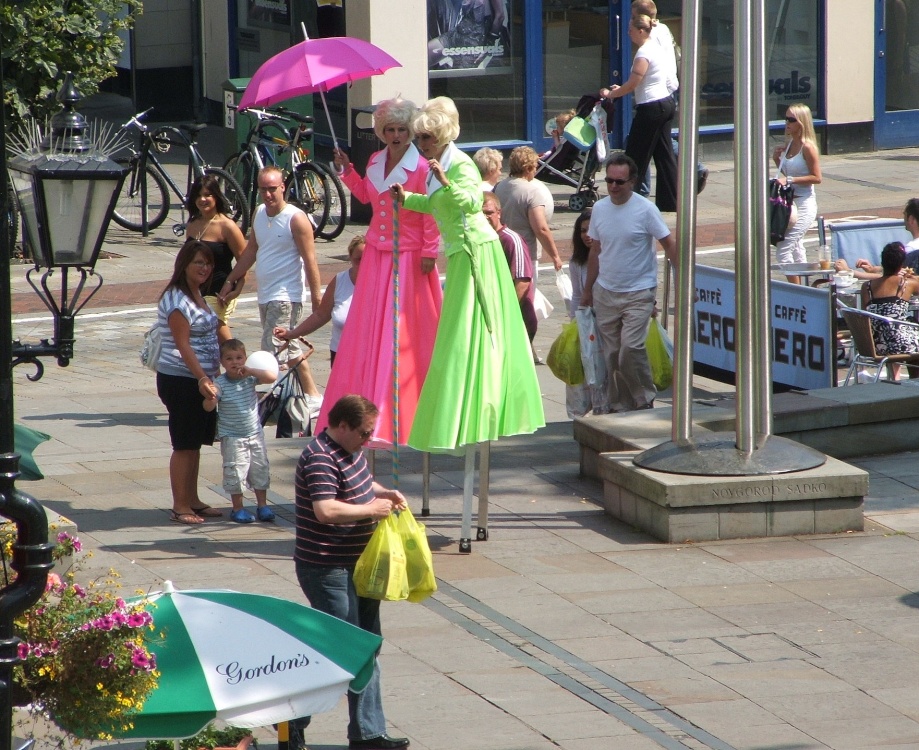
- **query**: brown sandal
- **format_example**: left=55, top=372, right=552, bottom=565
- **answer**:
left=171, top=511, right=204, bottom=525
left=190, top=505, right=222, bottom=518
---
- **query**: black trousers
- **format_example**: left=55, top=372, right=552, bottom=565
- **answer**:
left=626, top=95, right=678, bottom=213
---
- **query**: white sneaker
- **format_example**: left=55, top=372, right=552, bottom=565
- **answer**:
left=304, top=394, right=323, bottom=420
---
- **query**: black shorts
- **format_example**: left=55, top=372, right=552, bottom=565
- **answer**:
left=156, top=372, right=217, bottom=451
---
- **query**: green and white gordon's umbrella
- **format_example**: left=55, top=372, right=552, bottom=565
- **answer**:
left=118, top=582, right=382, bottom=740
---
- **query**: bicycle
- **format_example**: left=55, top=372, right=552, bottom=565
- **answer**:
left=111, top=108, right=250, bottom=236
left=225, top=106, right=347, bottom=241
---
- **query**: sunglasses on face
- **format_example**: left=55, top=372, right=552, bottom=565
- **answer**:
left=605, top=177, right=631, bottom=186
left=785, top=116, right=798, bottom=123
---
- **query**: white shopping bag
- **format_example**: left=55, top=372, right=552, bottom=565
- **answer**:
left=575, top=306, right=607, bottom=386
left=534, top=288, right=554, bottom=320
left=555, top=269, right=573, bottom=303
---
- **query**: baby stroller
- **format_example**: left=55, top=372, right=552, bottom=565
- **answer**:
left=257, top=338, right=314, bottom=439
left=536, top=94, right=614, bottom=211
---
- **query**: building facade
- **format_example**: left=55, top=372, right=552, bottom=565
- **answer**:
left=116, top=0, right=914, bottom=155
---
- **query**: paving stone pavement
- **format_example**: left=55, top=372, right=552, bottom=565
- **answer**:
left=8, top=98, right=919, bottom=749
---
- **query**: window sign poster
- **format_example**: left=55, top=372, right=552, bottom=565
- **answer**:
left=248, top=0, right=290, bottom=31
left=428, top=0, right=511, bottom=78
left=693, top=265, right=833, bottom=391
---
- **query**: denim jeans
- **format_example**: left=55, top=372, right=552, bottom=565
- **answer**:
left=291, top=562, right=386, bottom=743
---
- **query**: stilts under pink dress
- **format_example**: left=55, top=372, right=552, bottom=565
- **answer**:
left=315, top=145, right=442, bottom=445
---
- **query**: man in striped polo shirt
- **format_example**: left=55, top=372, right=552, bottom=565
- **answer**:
left=291, top=395, right=409, bottom=750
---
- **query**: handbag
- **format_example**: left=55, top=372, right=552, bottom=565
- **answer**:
left=574, top=307, right=606, bottom=387
left=547, top=321, right=584, bottom=385
left=768, top=178, right=795, bottom=245
left=139, top=323, right=162, bottom=371
left=394, top=508, right=437, bottom=603
left=646, top=318, right=674, bottom=391
left=353, top=515, right=409, bottom=601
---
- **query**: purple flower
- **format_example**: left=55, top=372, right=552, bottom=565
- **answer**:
left=93, top=615, right=115, bottom=631
left=131, top=649, right=155, bottom=671
left=115, top=598, right=126, bottom=609
left=111, top=611, right=127, bottom=626
left=96, top=653, right=115, bottom=669
left=127, top=612, right=151, bottom=628
left=17, top=642, right=29, bottom=659
left=72, top=584, right=86, bottom=598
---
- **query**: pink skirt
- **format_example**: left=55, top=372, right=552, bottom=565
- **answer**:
left=315, top=243, right=443, bottom=445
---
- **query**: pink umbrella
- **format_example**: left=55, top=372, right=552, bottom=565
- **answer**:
left=238, top=31, right=401, bottom=148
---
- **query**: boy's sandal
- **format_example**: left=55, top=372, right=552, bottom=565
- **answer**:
left=231, top=509, right=256, bottom=524
left=171, top=511, right=204, bottom=525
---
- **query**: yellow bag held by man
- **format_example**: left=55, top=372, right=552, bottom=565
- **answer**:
left=547, top=321, right=584, bottom=385
left=353, top=514, right=409, bottom=601
left=394, top=508, right=437, bottom=603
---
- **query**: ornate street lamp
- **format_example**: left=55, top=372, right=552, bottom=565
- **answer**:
left=7, top=72, right=127, bottom=376
left=0, top=71, right=126, bottom=750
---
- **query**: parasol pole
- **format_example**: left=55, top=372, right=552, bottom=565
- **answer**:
left=301, top=23, right=339, bottom=151
left=391, top=201, right=401, bottom=488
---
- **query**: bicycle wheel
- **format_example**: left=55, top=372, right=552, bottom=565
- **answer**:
left=314, top=162, right=347, bottom=241
left=111, top=157, right=170, bottom=231
left=204, top=168, right=251, bottom=234
left=285, top=162, right=330, bottom=233
left=224, top=150, right=257, bottom=218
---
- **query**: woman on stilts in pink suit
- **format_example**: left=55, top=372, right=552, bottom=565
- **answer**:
left=315, top=98, right=442, bottom=445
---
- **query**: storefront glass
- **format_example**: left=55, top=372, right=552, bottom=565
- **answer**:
left=427, top=0, right=525, bottom=142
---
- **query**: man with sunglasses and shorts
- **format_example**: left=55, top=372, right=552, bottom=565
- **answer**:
left=291, top=394, right=410, bottom=750
left=581, top=152, right=676, bottom=413
left=218, top=166, right=324, bottom=418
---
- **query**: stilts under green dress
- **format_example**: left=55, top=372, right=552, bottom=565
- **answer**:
left=403, top=143, right=545, bottom=453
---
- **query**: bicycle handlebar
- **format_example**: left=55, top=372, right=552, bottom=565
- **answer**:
left=237, top=105, right=314, bottom=126
left=120, top=107, right=155, bottom=132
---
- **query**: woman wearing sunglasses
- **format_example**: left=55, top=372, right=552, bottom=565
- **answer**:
left=772, top=103, right=822, bottom=284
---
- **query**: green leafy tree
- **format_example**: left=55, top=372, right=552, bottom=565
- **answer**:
left=1, top=0, right=142, bottom=130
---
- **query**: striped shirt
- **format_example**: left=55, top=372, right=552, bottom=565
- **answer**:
left=155, top=288, right=219, bottom=378
left=214, top=374, right=261, bottom=438
left=294, top=430, right=375, bottom=567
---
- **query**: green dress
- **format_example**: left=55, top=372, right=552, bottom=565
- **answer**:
left=403, top=143, right=545, bottom=452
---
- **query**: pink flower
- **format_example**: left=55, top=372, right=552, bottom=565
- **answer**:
left=131, top=649, right=155, bottom=671
left=127, top=612, right=151, bottom=628
left=96, top=653, right=115, bottom=669
left=45, top=573, right=61, bottom=592
left=93, top=615, right=115, bottom=631
left=72, top=584, right=86, bottom=598
left=17, top=642, right=29, bottom=659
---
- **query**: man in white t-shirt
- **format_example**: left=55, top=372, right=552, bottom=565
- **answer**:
left=219, top=166, right=324, bottom=418
left=582, top=152, right=676, bottom=412
left=842, top=198, right=919, bottom=278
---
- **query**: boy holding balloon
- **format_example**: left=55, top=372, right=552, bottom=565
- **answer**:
left=204, top=339, right=278, bottom=523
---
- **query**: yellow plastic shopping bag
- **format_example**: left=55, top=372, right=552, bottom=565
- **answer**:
left=547, top=321, right=584, bottom=385
left=353, top=515, right=409, bottom=601
left=646, top=318, right=674, bottom=391
left=395, top=508, right=437, bottom=603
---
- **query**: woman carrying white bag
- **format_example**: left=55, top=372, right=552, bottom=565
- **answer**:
left=566, top=210, right=611, bottom=417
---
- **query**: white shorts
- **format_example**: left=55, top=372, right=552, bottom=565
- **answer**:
left=220, top=434, right=270, bottom=494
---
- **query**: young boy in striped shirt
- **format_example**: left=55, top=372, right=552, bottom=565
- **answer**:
left=204, top=339, right=278, bottom=523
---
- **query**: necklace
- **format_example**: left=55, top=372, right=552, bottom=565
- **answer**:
left=195, top=214, right=217, bottom=240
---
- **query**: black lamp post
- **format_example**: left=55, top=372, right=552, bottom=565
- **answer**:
left=0, top=71, right=126, bottom=750
left=8, top=72, right=127, bottom=379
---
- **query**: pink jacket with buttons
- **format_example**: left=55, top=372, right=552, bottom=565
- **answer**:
left=341, top=144, right=440, bottom=258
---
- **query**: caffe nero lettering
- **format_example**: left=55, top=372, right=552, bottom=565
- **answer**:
left=217, top=653, right=312, bottom=685
left=693, top=310, right=826, bottom=371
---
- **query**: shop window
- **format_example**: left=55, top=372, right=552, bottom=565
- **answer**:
left=428, top=0, right=525, bottom=143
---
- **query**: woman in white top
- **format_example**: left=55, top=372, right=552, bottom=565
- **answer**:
left=600, top=14, right=678, bottom=212
left=275, top=235, right=364, bottom=365
left=772, top=103, right=822, bottom=284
